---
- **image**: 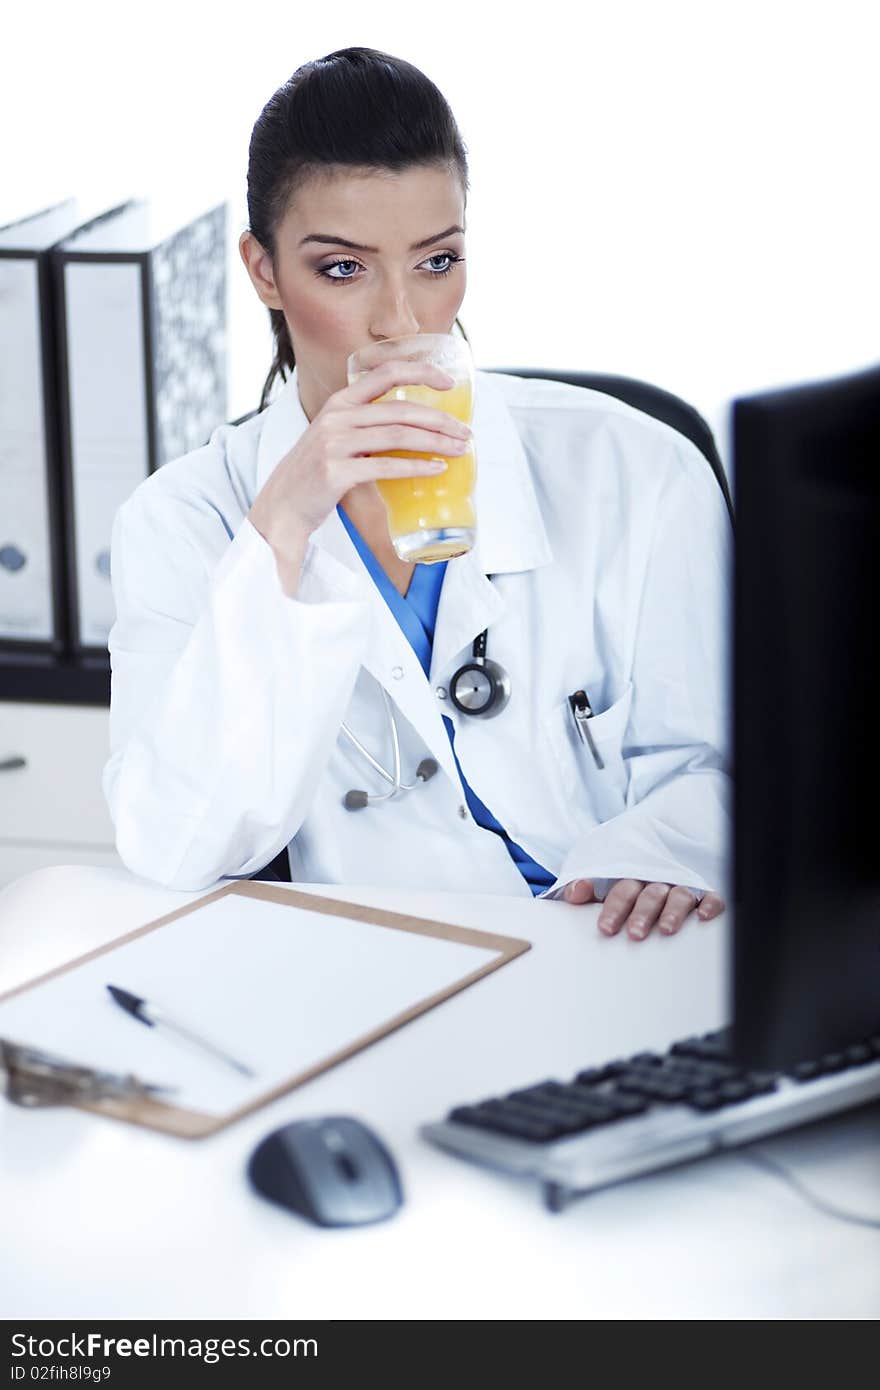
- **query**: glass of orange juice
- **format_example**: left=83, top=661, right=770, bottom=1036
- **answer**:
left=346, top=332, right=476, bottom=564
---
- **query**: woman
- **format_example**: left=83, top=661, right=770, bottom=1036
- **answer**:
left=104, top=46, right=730, bottom=940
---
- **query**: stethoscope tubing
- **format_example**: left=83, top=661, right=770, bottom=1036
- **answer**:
left=340, top=687, right=426, bottom=794
left=342, top=627, right=510, bottom=808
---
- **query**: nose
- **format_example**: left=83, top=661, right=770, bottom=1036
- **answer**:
left=369, top=286, right=420, bottom=342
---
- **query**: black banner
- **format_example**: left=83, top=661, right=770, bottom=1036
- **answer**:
left=3, top=1322, right=351, bottom=1386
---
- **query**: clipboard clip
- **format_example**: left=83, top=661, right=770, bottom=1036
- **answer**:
left=0, top=1037, right=174, bottom=1109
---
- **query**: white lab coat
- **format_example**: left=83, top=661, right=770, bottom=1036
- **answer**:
left=103, top=367, right=732, bottom=901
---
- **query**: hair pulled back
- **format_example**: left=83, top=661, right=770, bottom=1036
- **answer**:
left=246, top=46, right=470, bottom=412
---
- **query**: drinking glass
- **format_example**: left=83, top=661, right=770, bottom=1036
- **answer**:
left=346, top=332, right=477, bottom=563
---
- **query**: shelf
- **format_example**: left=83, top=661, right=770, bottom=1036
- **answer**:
left=0, top=651, right=110, bottom=706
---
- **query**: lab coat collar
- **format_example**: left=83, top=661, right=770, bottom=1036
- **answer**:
left=253, top=363, right=554, bottom=579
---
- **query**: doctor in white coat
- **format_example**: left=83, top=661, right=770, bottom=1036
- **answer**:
left=103, top=47, right=731, bottom=941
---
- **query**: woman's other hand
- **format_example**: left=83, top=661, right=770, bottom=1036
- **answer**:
left=562, top=878, right=726, bottom=940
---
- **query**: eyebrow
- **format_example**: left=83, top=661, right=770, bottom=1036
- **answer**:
left=298, top=225, right=465, bottom=253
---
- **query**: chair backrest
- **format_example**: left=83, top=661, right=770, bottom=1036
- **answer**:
left=485, top=366, right=734, bottom=526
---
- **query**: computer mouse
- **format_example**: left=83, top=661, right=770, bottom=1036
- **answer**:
left=247, top=1115, right=404, bottom=1227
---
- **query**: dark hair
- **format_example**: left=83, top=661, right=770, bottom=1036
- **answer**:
left=245, top=47, right=471, bottom=413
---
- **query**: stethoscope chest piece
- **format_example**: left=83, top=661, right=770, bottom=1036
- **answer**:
left=448, top=630, right=511, bottom=719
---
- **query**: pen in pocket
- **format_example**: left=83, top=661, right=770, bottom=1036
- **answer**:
left=567, top=691, right=605, bottom=770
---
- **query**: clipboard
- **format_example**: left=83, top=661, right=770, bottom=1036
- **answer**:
left=0, top=881, right=530, bottom=1139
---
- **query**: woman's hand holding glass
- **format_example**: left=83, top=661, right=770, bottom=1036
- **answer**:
left=346, top=334, right=477, bottom=563
left=562, top=878, right=726, bottom=939
left=247, top=358, right=472, bottom=591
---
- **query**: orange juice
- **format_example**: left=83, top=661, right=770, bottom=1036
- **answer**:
left=371, top=381, right=476, bottom=562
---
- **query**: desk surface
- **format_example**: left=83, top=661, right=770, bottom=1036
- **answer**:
left=1, top=866, right=877, bottom=1321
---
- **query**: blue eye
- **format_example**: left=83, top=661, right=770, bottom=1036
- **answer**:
left=316, top=251, right=464, bottom=286
left=320, top=259, right=359, bottom=282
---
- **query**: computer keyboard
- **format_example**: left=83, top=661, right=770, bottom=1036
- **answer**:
left=420, top=1027, right=880, bottom=1212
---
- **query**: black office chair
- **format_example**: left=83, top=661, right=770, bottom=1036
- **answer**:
left=251, top=365, right=732, bottom=883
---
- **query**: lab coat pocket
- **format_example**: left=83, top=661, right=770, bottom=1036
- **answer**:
left=543, top=682, right=634, bottom=828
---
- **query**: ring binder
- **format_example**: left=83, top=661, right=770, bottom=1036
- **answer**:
left=0, top=199, right=84, bottom=651
left=51, top=197, right=228, bottom=653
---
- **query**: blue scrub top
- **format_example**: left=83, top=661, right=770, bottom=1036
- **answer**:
left=337, top=504, right=554, bottom=896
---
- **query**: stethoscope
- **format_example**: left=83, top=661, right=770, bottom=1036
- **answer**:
left=341, top=629, right=511, bottom=810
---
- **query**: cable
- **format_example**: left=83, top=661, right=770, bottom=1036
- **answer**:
left=736, top=1147, right=880, bottom=1230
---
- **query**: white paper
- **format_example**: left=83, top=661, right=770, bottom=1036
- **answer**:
left=0, top=894, right=499, bottom=1116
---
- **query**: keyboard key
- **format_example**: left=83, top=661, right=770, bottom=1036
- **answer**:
left=716, top=1079, right=754, bottom=1102
left=511, top=1099, right=587, bottom=1125
left=573, top=1067, right=604, bottom=1087
left=567, top=1095, right=626, bottom=1122
left=685, top=1038, right=732, bottom=1062
left=507, top=1082, right=568, bottom=1103
left=790, top=1058, right=821, bottom=1081
left=617, top=1075, right=689, bottom=1102
left=744, top=1072, right=778, bottom=1095
left=683, top=1059, right=742, bottom=1082
left=671, top=1038, right=731, bottom=1063
left=819, top=1052, right=847, bottom=1074
left=484, top=1114, right=558, bottom=1142
left=510, top=1083, right=644, bottom=1128
left=449, top=1104, right=559, bottom=1142
left=844, top=1043, right=873, bottom=1066
left=500, top=1100, right=585, bottom=1132
left=609, top=1092, right=649, bottom=1117
left=591, top=1060, right=630, bottom=1082
left=501, top=1091, right=610, bottom=1131
left=687, top=1089, right=726, bottom=1111
left=507, top=1084, right=599, bottom=1113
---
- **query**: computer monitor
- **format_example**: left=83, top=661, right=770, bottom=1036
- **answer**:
left=732, top=363, right=880, bottom=1070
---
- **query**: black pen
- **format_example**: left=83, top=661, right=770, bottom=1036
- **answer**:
left=106, top=985, right=255, bottom=1078
left=568, top=690, right=605, bottom=770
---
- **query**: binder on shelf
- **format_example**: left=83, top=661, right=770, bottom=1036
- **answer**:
left=52, top=198, right=228, bottom=654
left=0, top=199, right=85, bottom=652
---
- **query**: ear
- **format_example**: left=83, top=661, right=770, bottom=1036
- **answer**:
left=239, top=231, right=284, bottom=310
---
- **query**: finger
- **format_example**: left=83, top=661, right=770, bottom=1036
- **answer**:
left=354, top=423, right=471, bottom=460
left=625, top=882, right=677, bottom=941
left=353, top=454, right=450, bottom=481
left=697, top=892, right=726, bottom=921
left=562, top=879, right=596, bottom=904
left=350, top=400, right=471, bottom=442
left=345, top=360, right=455, bottom=403
left=597, top=880, right=646, bottom=935
left=657, top=885, right=700, bottom=936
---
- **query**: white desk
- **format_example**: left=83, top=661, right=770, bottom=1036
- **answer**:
left=1, top=866, right=877, bottom=1321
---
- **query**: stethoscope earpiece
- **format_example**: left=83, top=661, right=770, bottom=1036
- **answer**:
left=343, top=789, right=370, bottom=811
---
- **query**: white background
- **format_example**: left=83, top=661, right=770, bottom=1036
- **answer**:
left=2, top=0, right=878, bottom=468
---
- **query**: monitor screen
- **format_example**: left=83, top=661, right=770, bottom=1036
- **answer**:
left=732, top=363, right=880, bottom=1069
